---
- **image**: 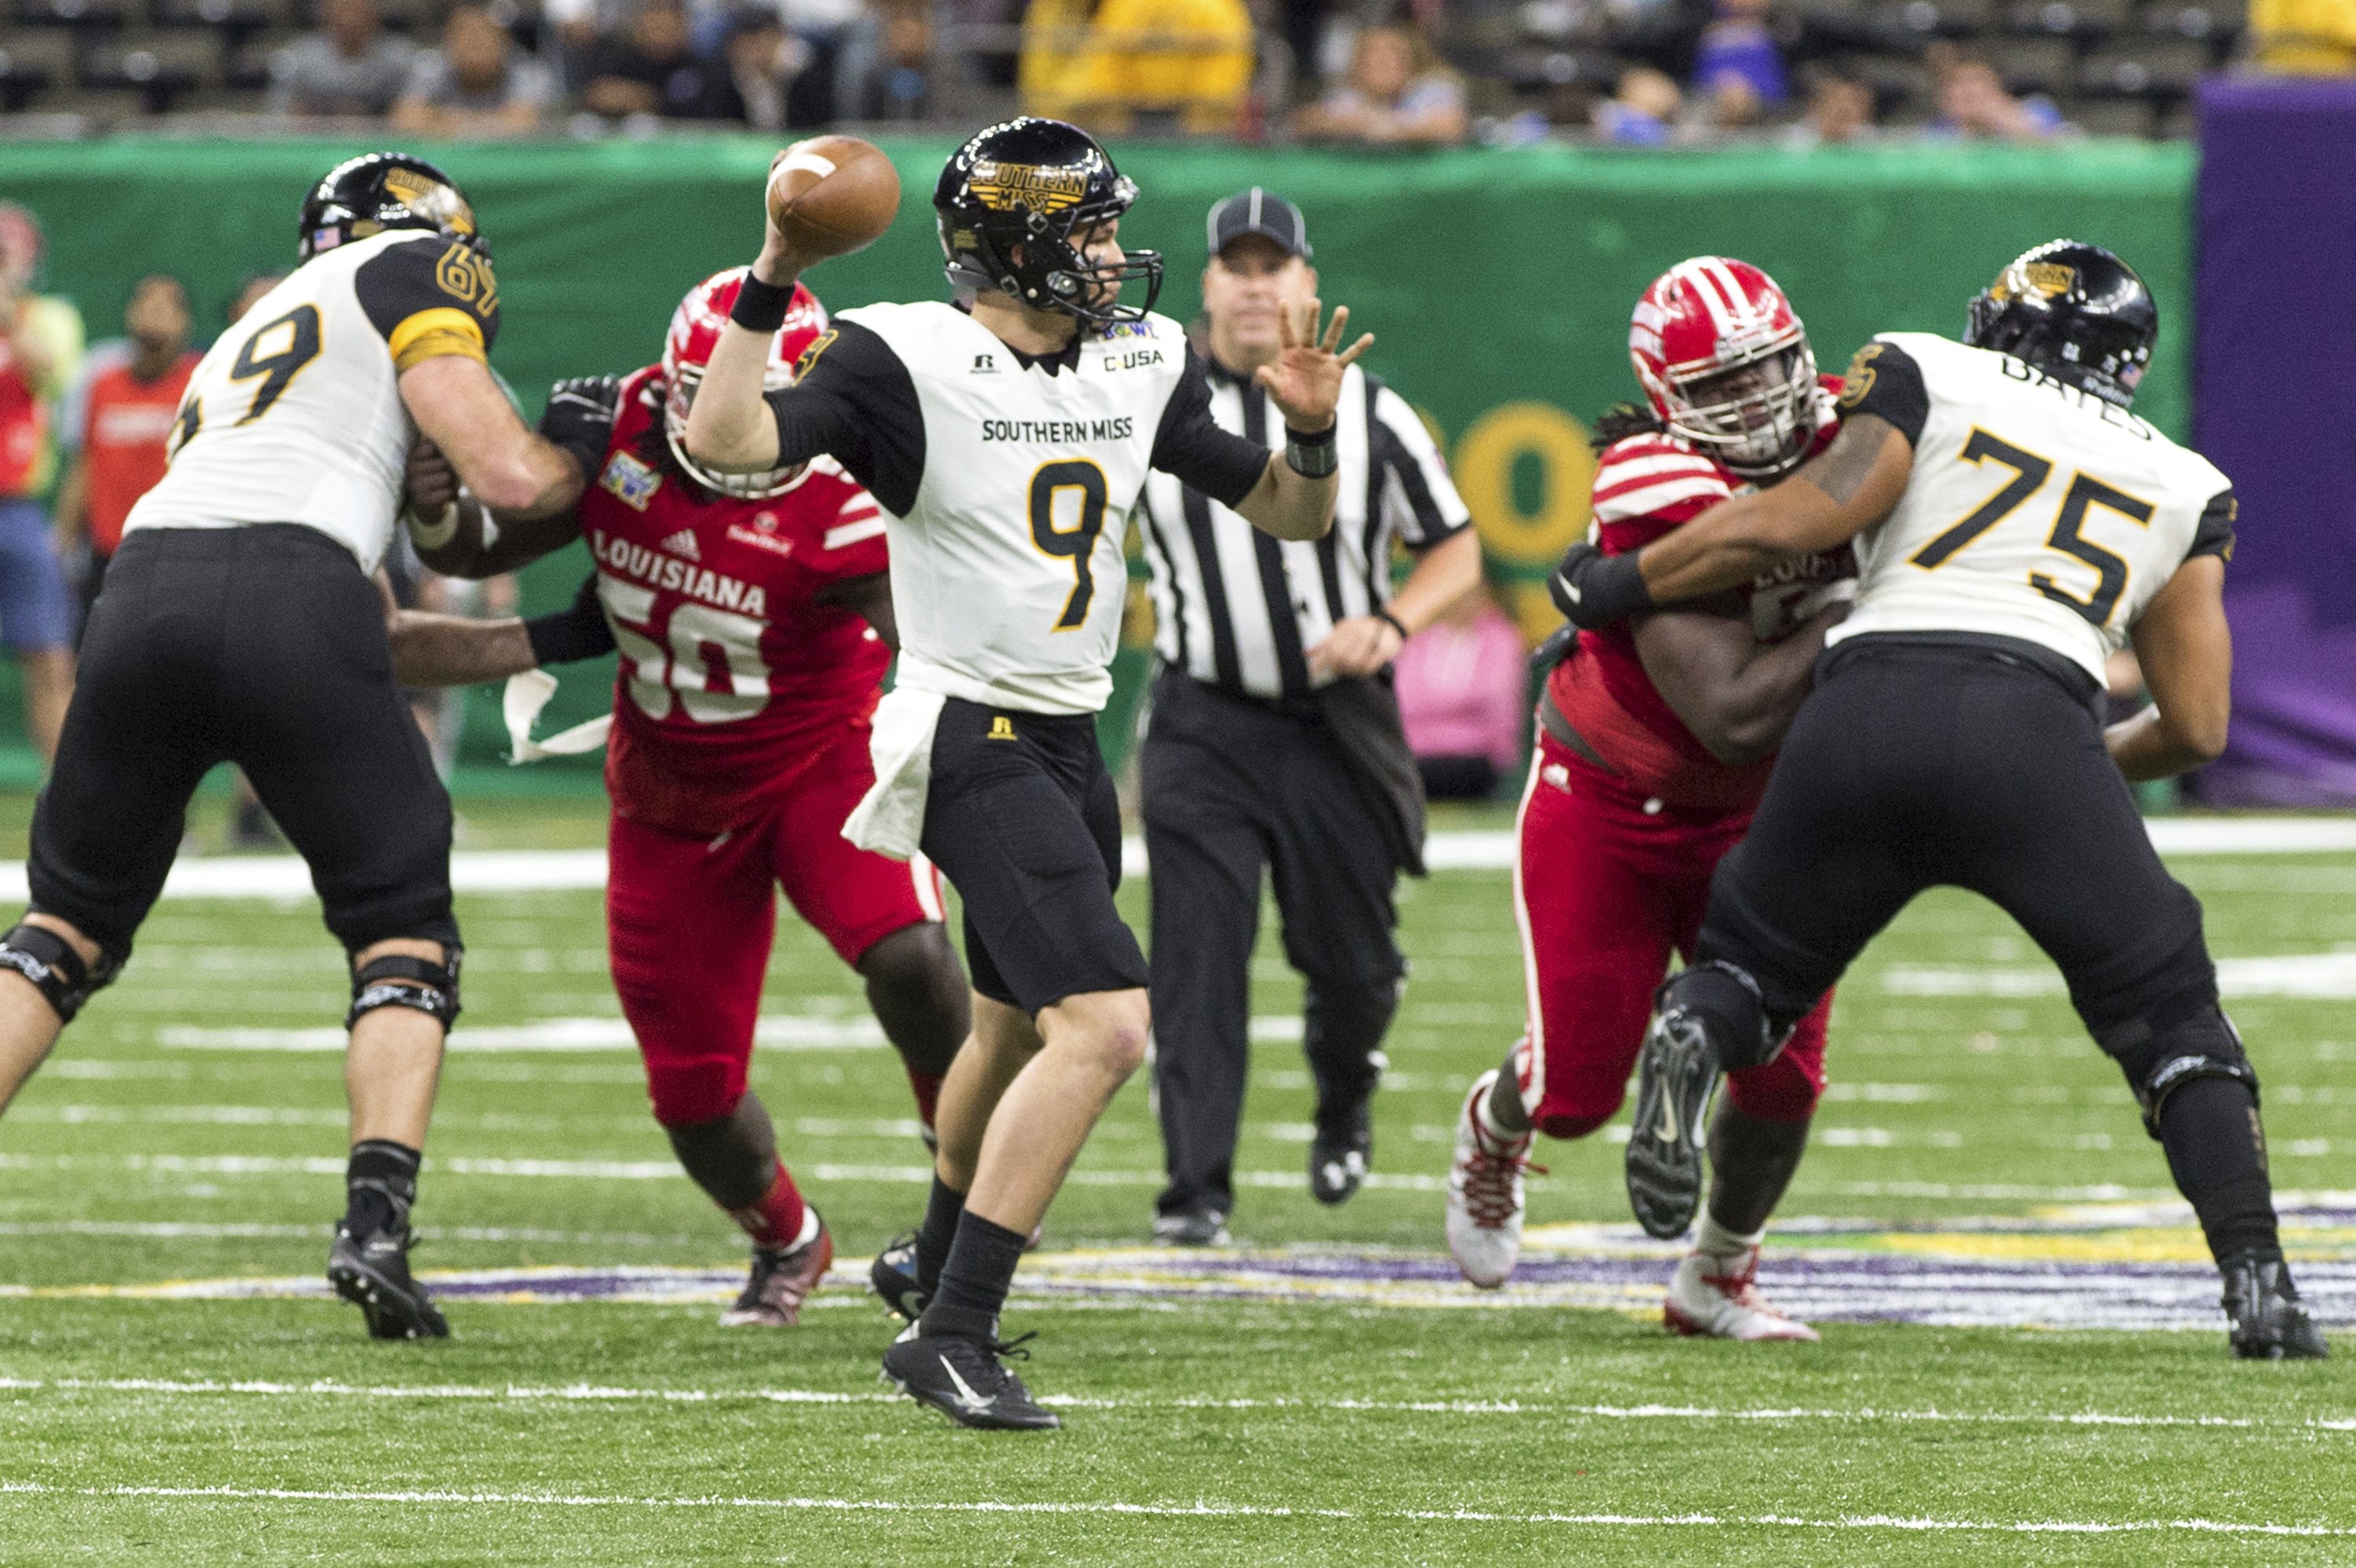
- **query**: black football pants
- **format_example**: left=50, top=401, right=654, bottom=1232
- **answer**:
left=1696, top=634, right=2215, bottom=1040
left=29, top=525, right=459, bottom=963
left=1141, top=671, right=1406, bottom=1219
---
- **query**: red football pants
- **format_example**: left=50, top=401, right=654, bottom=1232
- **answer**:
left=605, top=729, right=942, bottom=1128
left=1510, top=729, right=1829, bottom=1139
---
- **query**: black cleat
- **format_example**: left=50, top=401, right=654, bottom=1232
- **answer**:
left=2222, top=1252, right=2329, bottom=1360
left=327, top=1219, right=448, bottom=1340
left=720, top=1210, right=832, bottom=1328
left=882, top=1324, right=1060, bottom=1431
left=1150, top=1207, right=1231, bottom=1247
left=1309, top=1096, right=1372, bottom=1206
left=1625, top=1007, right=1722, bottom=1241
left=871, top=1233, right=927, bottom=1324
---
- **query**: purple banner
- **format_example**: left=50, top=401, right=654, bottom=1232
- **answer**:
left=2193, top=77, right=2356, bottom=806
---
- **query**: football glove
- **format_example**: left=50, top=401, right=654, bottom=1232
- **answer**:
left=539, top=375, right=624, bottom=480
left=1548, top=541, right=1655, bottom=630
left=524, top=572, right=616, bottom=667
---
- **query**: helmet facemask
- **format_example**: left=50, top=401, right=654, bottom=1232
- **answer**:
left=1662, top=338, right=1820, bottom=479
left=661, top=361, right=806, bottom=500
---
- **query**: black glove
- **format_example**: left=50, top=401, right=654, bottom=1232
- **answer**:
left=1547, top=540, right=1655, bottom=630
left=524, top=572, right=616, bottom=667
left=538, top=375, right=624, bottom=480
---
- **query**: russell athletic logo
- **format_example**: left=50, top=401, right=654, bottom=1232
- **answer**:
left=988, top=715, right=1017, bottom=741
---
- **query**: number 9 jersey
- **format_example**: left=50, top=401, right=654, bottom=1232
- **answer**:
left=1828, top=331, right=2235, bottom=683
left=123, top=228, right=502, bottom=574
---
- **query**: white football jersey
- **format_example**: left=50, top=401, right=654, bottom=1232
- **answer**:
left=125, top=228, right=503, bottom=574
left=790, top=301, right=1268, bottom=715
left=1827, top=332, right=2233, bottom=683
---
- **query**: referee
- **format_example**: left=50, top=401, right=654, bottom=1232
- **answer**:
left=1140, top=190, right=1480, bottom=1244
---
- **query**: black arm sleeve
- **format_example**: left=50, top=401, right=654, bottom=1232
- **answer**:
left=2186, top=487, right=2236, bottom=564
left=1835, top=338, right=1930, bottom=448
left=763, top=319, right=925, bottom=517
left=1151, top=347, right=1272, bottom=509
left=354, top=236, right=502, bottom=368
left=524, top=572, right=616, bottom=666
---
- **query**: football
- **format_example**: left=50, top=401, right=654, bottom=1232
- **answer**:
left=766, top=135, right=900, bottom=260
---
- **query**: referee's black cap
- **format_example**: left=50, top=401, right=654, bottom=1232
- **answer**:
left=1206, top=188, right=1312, bottom=261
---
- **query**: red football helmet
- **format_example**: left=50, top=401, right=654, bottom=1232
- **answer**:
left=660, top=267, right=829, bottom=499
left=1629, top=257, right=1820, bottom=478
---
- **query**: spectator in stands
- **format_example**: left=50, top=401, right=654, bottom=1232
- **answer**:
left=2252, top=0, right=2356, bottom=71
left=225, top=271, right=287, bottom=333
left=715, top=9, right=802, bottom=130
left=1690, top=0, right=1787, bottom=120
left=265, top=0, right=420, bottom=119
left=1927, top=43, right=2063, bottom=140
left=53, top=275, right=197, bottom=634
left=1295, top=24, right=1468, bottom=144
left=0, top=205, right=83, bottom=769
left=580, top=0, right=734, bottom=119
left=1396, top=580, right=1526, bottom=801
left=1593, top=64, right=1680, bottom=143
left=1785, top=65, right=1876, bottom=144
left=836, top=0, right=935, bottom=120
left=391, top=5, right=555, bottom=137
left=1023, top=0, right=1254, bottom=134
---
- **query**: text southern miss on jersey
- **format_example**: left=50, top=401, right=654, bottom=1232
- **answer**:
left=125, top=229, right=501, bottom=574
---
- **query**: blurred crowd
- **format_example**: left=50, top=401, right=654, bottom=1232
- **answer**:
left=0, top=0, right=2304, bottom=144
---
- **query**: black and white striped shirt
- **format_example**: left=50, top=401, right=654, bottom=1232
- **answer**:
left=1137, top=359, right=1471, bottom=701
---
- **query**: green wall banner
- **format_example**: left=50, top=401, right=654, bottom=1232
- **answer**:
left=2, top=136, right=2194, bottom=770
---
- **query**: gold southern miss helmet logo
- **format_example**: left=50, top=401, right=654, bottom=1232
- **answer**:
left=382, top=168, right=477, bottom=236
left=1992, top=260, right=2075, bottom=303
left=968, top=161, right=1088, bottom=215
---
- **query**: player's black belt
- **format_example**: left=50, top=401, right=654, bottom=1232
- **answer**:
left=1535, top=687, right=1618, bottom=775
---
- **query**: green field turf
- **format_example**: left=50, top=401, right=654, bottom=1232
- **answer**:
left=0, top=791, right=2351, bottom=1563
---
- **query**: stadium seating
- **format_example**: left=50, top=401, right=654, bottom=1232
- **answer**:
left=0, top=0, right=2241, bottom=136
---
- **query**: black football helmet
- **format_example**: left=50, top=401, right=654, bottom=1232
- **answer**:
left=1963, top=239, right=2157, bottom=409
left=934, top=118, right=1161, bottom=328
left=298, top=152, right=485, bottom=264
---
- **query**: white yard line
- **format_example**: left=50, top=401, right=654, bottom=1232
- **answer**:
left=148, top=1014, right=1306, bottom=1053
left=0, top=1478, right=2344, bottom=1535
left=1, top=1376, right=2344, bottom=1433
left=0, top=818, right=2348, bottom=906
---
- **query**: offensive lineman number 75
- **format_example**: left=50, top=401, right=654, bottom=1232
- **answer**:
left=1907, top=428, right=2156, bottom=628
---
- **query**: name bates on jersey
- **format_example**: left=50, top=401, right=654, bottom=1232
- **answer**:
left=584, top=366, right=889, bottom=837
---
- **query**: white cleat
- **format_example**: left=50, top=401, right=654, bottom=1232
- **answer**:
left=1663, top=1247, right=1819, bottom=1341
left=1446, top=1069, right=1542, bottom=1289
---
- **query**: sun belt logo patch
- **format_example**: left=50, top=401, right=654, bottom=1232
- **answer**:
left=599, top=451, right=661, bottom=511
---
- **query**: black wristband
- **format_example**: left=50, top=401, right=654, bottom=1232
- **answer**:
left=730, top=273, right=794, bottom=333
left=1285, top=423, right=1339, bottom=479
left=1377, top=608, right=1410, bottom=641
left=524, top=598, right=616, bottom=667
left=1580, top=552, right=1655, bottom=625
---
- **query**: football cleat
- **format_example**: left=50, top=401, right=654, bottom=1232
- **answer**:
left=1309, top=1096, right=1372, bottom=1206
left=882, top=1324, right=1061, bottom=1431
left=1446, top=1070, right=1542, bottom=1290
left=1151, top=1207, right=1231, bottom=1248
left=720, top=1210, right=832, bottom=1328
left=1626, top=1007, right=1722, bottom=1240
left=871, top=1232, right=927, bottom=1324
left=327, top=1218, right=448, bottom=1340
left=2221, top=1251, right=2329, bottom=1360
left=1664, top=1247, right=1818, bottom=1341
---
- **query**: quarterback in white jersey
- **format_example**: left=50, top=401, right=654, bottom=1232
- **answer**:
left=1553, top=240, right=2325, bottom=1359
left=684, top=119, right=1371, bottom=1427
left=0, top=154, right=590, bottom=1345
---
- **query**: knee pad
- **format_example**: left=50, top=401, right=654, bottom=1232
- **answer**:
left=1655, top=959, right=1787, bottom=1073
left=2101, top=997, right=2259, bottom=1140
left=346, top=947, right=463, bottom=1032
left=0, top=923, right=122, bottom=1024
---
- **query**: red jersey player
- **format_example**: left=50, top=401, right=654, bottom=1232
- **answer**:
left=390, top=269, right=969, bottom=1327
left=1444, top=258, right=1851, bottom=1339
